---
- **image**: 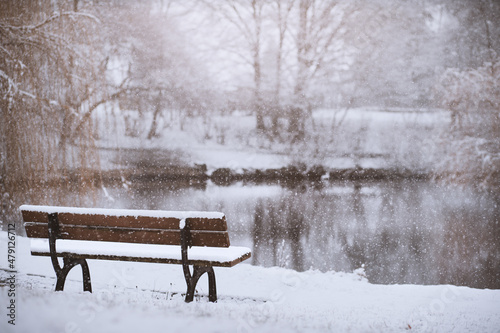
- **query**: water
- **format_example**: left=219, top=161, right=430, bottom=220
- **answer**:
left=23, top=179, right=500, bottom=289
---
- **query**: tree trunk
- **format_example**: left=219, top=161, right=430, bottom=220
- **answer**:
left=148, top=92, right=163, bottom=140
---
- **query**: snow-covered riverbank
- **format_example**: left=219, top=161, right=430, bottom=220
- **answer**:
left=1, top=231, right=498, bottom=333
left=96, top=108, right=450, bottom=173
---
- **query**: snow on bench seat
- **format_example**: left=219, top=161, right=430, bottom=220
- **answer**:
left=30, top=239, right=251, bottom=267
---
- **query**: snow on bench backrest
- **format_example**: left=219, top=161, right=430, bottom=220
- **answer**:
left=20, top=205, right=230, bottom=247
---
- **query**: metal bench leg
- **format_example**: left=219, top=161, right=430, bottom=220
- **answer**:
left=80, top=259, right=92, bottom=292
left=47, top=213, right=92, bottom=293
left=180, top=224, right=217, bottom=303
left=207, top=267, right=217, bottom=302
left=184, top=265, right=217, bottom=303
left=55, top=258, right=92, bottom=293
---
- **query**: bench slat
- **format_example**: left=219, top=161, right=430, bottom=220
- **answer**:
left=25, top=223, right=230, bottom=247
left=31, top=252, right=250, bottom=268
left=58, top=213, right=180, bottom=229
left=22, top=211, right=227, bottom=231
left=22, top=210, right=48, bottom=223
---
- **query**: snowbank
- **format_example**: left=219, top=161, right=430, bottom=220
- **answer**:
left=1, top=231, right=499, bottom=333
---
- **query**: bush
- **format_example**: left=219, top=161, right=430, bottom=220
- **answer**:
left=434, top=59, right=500, bottom=190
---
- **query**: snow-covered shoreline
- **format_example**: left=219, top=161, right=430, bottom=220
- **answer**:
left=1, top=231, right=499, bottom=333
left=95, top=108, right=450, bottom=174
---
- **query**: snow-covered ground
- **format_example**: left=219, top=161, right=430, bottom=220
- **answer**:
left=1, top=231, right=499, bottom=333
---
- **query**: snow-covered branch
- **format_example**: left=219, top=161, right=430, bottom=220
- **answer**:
left=31, top=11, right=100, bottom=30
left=434, top=57, right=500, bottom=190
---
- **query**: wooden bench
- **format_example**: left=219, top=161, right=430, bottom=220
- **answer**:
left=20, top=205, right=251, bottom=302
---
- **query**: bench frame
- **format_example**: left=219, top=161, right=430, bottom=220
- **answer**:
left=180, top=223, right=216, bottom=302
left=29, top=209, right=249, bottom=302
left=47, top=213, right=93, bottom=292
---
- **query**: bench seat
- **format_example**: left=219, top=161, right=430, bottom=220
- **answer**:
left=30, top=239, right=251, bottom=267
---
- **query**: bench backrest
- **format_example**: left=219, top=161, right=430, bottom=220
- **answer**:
left=20, top=205, right=230, bottom=247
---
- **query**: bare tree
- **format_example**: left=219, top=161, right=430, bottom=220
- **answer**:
left=288, top=0, right=359, bottom=140
left=0, top=1, right=130, bottom=220
left=203, top=0, right=267, bottom=130
left=270, top=0, right=295, bottom=136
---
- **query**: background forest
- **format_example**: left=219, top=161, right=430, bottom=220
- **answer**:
left=1, top=0, right=499, bottom=224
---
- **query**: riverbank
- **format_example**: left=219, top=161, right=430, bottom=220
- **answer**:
left=1, top=231, right=499, bottom=333
left=96, top=108, right=448, bottom=177
left=55, top=164, right=430, bottom=189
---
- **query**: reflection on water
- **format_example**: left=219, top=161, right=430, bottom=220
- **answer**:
left=27, top=179, right=500, bottom=289
left=246, top=182, right=499, bottom=289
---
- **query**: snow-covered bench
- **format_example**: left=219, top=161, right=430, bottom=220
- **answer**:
left=20, top=205, right=251, bottom=302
